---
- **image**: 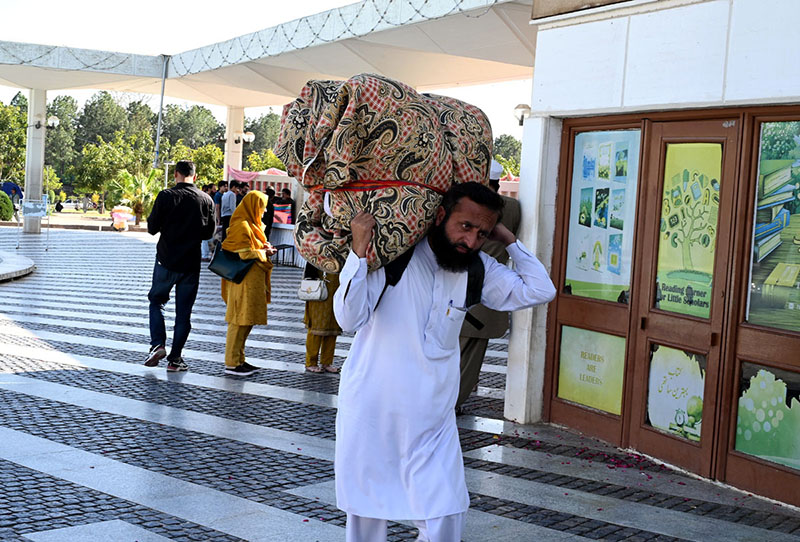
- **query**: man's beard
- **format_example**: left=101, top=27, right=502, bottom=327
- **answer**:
left=428, top=221, right=481, bottom=272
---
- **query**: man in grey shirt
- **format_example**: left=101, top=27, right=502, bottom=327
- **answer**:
left=219, top=180, right=239, bottom=241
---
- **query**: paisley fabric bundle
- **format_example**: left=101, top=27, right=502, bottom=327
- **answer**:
left=275, top=73, right=493, bottom=273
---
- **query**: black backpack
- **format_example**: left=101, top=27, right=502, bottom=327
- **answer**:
left=375, top=245, right=485, bottom=328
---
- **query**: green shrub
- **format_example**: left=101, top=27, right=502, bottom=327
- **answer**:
left=0, top=191, right=13, bottom=221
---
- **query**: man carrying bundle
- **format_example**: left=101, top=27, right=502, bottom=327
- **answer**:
left=333, top=182, right=556, bottom=542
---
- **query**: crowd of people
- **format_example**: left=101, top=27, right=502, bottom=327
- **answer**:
left=143, top=160, right=333, bottom=378
left=141, top=158, right=555, bottom=542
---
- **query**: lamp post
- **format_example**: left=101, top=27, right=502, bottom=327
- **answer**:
left=233, top=131, right=255, bottom=145
left=163, top=161, right=175, bottom=189
left=28, top=115, right=60, bottom=130
left=513, top=104, right=531, bottom=126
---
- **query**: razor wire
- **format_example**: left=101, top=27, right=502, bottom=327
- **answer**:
left=169, top=0, right=499, bottom=76
left=0, top=0, right=500, bottom=78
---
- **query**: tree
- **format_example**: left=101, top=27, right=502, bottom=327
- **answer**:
left=0, top=191, right=12, bottom=221
left=494, top=134, right=521, bottom=163
left=73, top=134, right=129, bottom=211
left=0, top=101, right=27, bottom=185
left=166, top=138, right=194, bottom=163
left=161, top=104, right=224, bottom=149
left=192, top=144, right=224, bottom=184
left=107, top=168, right=161, bottom=224
left=494, top=154, right=520, bottom=177
left=46, top=96, right=79, bottom=180
left=10, top=92, right=28, bottom=115
left=121, top=130, right=156, bottom=178
left=664, top=169, right=716, bottom=271
left=127, top=100, right=156, bottom=138
left=43, top=166, right=62, bottom=195
left=245, top=111, right=281, bottom=154
left=760, top=121, right=800, bottom=160
left=78, top=91, right=128, bottom=148
left=247, top=148, right=286, bottom=172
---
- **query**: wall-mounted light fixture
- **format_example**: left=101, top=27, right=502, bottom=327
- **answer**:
left=513, top=104, right=531, bottom=126
left=233, top=131, right=255, bottom=145
left=29, top=116, right=60, bottom=130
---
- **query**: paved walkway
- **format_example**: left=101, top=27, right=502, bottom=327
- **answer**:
left=1, top=227, right=799, bottom=541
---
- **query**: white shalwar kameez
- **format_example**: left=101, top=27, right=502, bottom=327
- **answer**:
left=333, top=237, right=556, bottom=528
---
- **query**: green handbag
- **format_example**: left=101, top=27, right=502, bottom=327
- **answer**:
left=208, top=244, right=256, bottom=283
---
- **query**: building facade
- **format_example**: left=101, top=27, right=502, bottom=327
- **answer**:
left=515, top=0, right=800, bottom=507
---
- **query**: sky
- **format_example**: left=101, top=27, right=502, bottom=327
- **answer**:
left=0, top=0, right=530, bottom=139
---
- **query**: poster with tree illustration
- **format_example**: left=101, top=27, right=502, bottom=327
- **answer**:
left=565, top=130, right=641, bottom=302
left=735, top=364, right=800, bottom=471
left=746, top=121, right=800, bottom=333
left=655, top=143, right=722, bottom=318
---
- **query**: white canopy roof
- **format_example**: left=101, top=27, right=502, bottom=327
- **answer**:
left=0, top=0, right=535, bottom=107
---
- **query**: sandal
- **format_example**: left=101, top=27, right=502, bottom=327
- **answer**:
left=305, top=365, right=323, bottom=373
left=322, top=365, right=340, bottom=374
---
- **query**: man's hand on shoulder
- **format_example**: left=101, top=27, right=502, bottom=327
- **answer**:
left=350, top=211, right=375, bottom=258
left=489, top=222, right=516, bottom=246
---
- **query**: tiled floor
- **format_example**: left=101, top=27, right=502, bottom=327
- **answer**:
left=1, top=227, right=799, bottom=541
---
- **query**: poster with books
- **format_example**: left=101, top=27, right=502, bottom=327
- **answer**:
left=655, top=143, right=721, bottom=318
left=565, top=130, right=641, bottom=302
left=746, top=121, right=800, bottom=333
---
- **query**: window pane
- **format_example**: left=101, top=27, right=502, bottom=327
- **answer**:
left=557, top=326, right=626, bottom=415
left=746, top=121, right=800, bottom=333
left=564, top=130, right=641, bottom=303
left=736, top=362, right=800, bottom=471
left=654, top=143, right=722, bottom=318
left=646, top=344, right=706, bottom=443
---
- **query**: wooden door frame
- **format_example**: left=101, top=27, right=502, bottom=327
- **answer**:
left=626, top=118, right=740, bottom=476
left=715, top=107, right=800, bottom=507
left=545, top=106, right=800, bottom=499
left=544, top=117, right=646, bottom=445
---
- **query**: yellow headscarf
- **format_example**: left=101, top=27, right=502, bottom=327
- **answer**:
left=222, top=191, right=269, bottom=257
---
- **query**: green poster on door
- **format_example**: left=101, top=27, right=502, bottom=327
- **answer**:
left=558, top=326, right=626, bottom=415
left=735, top=363, right=800, bottom=471
left=655, top=143, right=722, bottom=318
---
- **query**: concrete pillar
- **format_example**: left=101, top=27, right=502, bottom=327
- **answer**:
left=222, top=106, right=245, bottom=179
left=23, top=88, right=47, bottom=234
left=504, top=115, right=562, bottom=423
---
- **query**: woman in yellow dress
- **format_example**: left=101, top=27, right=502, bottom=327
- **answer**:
left=303, top=263, right=341, bottom=373
left=221, top=191, right=276, bottom=376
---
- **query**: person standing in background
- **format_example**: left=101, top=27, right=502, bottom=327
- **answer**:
left=220, top=180, right=239, bottom=241
left=263, top=187, right=276, bottom=241
left=455, top=160, right=522, bottom=412
left=221, top=191, right=277, bottom=376
left=144, top=160, right=215, bottom=372
left=303, top=263, right=341, bottom=374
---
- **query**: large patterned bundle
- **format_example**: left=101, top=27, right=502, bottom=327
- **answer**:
left=275, top=73, right=492, bottom=272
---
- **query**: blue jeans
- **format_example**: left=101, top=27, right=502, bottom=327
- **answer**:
left=148, top=261, right=200, bottom=360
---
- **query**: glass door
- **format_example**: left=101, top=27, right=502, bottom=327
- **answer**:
left=719, top=114, right=800, bottom=506
left=627, top=119, right=739, bottom=476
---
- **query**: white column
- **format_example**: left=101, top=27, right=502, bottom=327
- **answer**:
left=222, top=106, right=245, bottom=179
left=23, top=89, right=47, bottom=234
left=504, top=115, right=562, bottom=424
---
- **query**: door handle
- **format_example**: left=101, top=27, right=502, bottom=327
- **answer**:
left=640, top=317, right=647, bottom=330
left=710, top=332, right=718, bottom=346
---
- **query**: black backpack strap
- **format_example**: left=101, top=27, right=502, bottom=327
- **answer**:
left=465, top=256, right=484, bottom=308
left=375, top=246, right=416, bottom=309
